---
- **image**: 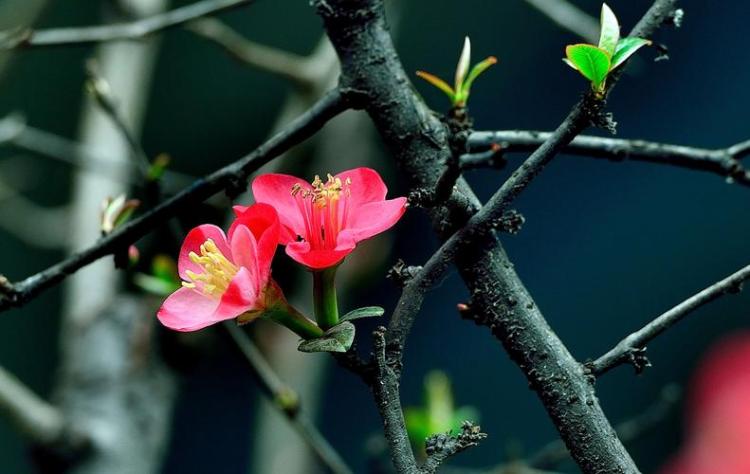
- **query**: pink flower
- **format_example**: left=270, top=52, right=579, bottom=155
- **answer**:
left=661, top=333, right=750, bottom=474
left=157, top=203, right=281, bottom=331
left=249, top=167, right=407, bottom=269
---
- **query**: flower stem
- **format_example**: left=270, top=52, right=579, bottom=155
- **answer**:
left=266, top=306, right=323, bottom=340
left=313, top=266, right=339, bottom=330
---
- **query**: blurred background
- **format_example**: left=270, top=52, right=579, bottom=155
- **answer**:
left=0, top=0, right=748, bottom=472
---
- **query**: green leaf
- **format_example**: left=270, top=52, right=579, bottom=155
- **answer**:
left=340, top=306, right=385, bottom=322
left=565, top=44, right=611, bottom=90
left=454, top=36, right=472, bottom=91
left=458, top=56, right=498, bottom=106
left=415, top=70, right=456, bottom=102
left=598, top=3, right=620, bottom=55
left=562, top=58, right=578, bottom=70
left=610, top=37, right=652, bottom=71
left=297, top=321, right=355, bottom=353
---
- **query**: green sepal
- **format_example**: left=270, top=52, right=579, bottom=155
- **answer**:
left=297, top=321, right=355, bottom=353
left=340, top=306, right=385, bottom=322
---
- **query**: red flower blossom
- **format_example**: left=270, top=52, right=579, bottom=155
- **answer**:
left=661, top=332, right=750, bottom=474
left=157, top=203, right=281, bottom=331
left=249, top=167, right=407, bottom=269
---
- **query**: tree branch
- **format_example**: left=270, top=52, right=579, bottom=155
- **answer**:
left=185, top=18, right=317, bottom=89
left=0, top=114, right=193, bottom=189
left=468, top=131, right=750, bottom=185
left=0, top=0, right=253, bottom=49
left=315, top=0, right=678, bottom=472
left=421, top=422, right=487, bottom=474
left=590, top=263, right=750, bottom=376
left=522, top=0, right=599, bottom=42
left=370, top=326, right=419, bottom=474
left=0, top=88, right=349, bottom=312
left=0, top=365, right=68, bottom=445
left=223, top=323, right=353, bottom=474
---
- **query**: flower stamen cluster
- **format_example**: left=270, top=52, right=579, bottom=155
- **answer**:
left=182, top=238, right=238, bottom=297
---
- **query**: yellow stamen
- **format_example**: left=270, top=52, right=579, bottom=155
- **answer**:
left=181, top=238, right=238, bottom=298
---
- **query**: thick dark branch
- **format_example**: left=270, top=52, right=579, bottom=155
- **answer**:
left=468, top=131, right=750, bottom=185
left=316, top=0, right=678, bottom=472
left=527, top=384, right=680, bottom=470
left=223, top=323, right=352, bottom=474
left=0, top=89, right=348, bottom=312
left=0, top=0, right=252, bottom=49
left=590, top=263, right=750, bottom=376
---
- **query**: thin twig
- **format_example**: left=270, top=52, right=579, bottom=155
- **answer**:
left=0, top=88, right=349, bottom=312
left=421, top=422, right=487, bottom=474
left=468, top=131, right=750, bottom=185
left=370, top=326, right=419, bottom=474
left=223, top=323, right=353, bottom=474
left=85, top=60, right=152, bottom=176
left=185, top=18, right=316, bottom=89
left=590, top=263, right=750, bottom=376
left=522, top=0, right=599, bottom=42
left=0, top=0, right=253, bottom=49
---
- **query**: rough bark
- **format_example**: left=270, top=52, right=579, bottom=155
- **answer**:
left=312, top=0, right=677, bottom=471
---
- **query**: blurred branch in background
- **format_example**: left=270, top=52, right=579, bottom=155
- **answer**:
left=186, top=18, right=319, bottom=89
left=224, top=322, right=353, bottom=474
left=0, top=0, right=48, bottom=76
left=521, top=0, right=598, bottom=42
left=467, top=131, right=750, bottom=185
left=0, top=114, right=193, bottom=189
left=51, top=1, right=174, bottom=473
left=0, top=365, right=69, bottom=446
left=0, top=0, right=252, bottom=49
left=0, top=175, right=68, bottom=249
left=84, top=61, right=152, bottom=177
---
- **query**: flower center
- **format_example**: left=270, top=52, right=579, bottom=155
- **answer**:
left=181, top=238, right=238, bottom=298
left=290, top=173, right=352, bottom=250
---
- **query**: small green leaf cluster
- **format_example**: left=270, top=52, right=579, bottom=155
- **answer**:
left=416, top=36, right=497, bottom=108
left=564, top=3, right=652, bottom=93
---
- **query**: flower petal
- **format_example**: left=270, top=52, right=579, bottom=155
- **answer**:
left=230, top=225, right=260, bottom=289
left=335, top=167, right=388, bottom=208
left=229, top=203, right=280, bottom=275
left=157, top=288, right=221, bottom=332
left=178, top=224, right=232, bottom=281
left=342, top=197, right=407, bottom=242
left=285, top=241, right=354, bottom=270
left=252, top=174, right=311, bottom=244
left=212, top=267, right=260, bottom=320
